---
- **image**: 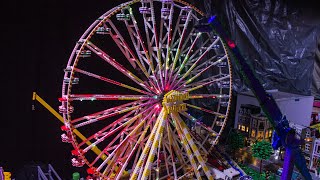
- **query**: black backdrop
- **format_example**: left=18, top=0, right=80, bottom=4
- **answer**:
left=1, top=0, right=133, bottom=178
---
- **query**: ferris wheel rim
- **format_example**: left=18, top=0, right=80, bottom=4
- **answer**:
left=61, top=0, right=233, bottom=179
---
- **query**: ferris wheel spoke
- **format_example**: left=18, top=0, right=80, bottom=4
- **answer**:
left=160, top=1, right=174, bottom=88
left=102, top=142, right=131, bottom=177
left=182, top=73, right=224, bottom=87
left=155, top=126, right=165, bottom=179
left=107, top=116, right=159, bottom=180
left=184, top=37, right=212, bottom=65
left=123, top=8, right=152, bottom=68
left=170, top=37, right=211, bottom=90
left=68, top=94, right=151, bottom=101
left=78, top=110, right=136, bottom=148
left=102, top=20, right=151, bottom=80
left=181, top=112, right=221, bottom=147
left=104, top=140, right=138, bottom=177
left=85, top=41, right=154, bottom=93
left=110, top=105, right=157, bottom=146
left=181, top=63, right=216, bottom=88
left=184, top=55, right=229, bottom=87
left=82, top=111, right=140, bottom=154
left=171, top=38, right=220, bottom=90
left=189, top=94, right=230, bottom=99
left=187, top=54, right=219, bottom=77
left=112, top=142, right=137, bottom=178
left=71, top=100, right=142, bottom=124
left=167, top=121, right=188, bottom=165
left=140, top=1, right=165, bottom=90
left=186, top=103, right=225, bottom=118
left=96, top=106, right=158, bottom=172
left=123, top=8, right=163, bottom=91
left=169, top=32, right=201, bottom=88
left=131, top=139, right=144, bottom=174
left=73, top=67, right=153, bottom=96
left=170, top=8, right=187, bottom=53
left=73, top=100, right=154, bottom=128
left=180, top=111, right=219, bottom=138
left=179, top=28, right=196, bottom=55
left=100, top=20, right=135, bottom=69
left=181, top=74, right=231, bottom=92
left=168, top=10, right=192, bottom=84
left=125, top=10, right=162, bottom=91
left=149, top=0, right=162, bottom=73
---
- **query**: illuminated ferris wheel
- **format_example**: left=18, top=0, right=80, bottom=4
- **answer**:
left=60, top=0, right=232, bottom=179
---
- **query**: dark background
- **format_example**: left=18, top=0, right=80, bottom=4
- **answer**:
left=1, top=0, right=320, bottom=179
left=1, top=0, right=135, bottom=178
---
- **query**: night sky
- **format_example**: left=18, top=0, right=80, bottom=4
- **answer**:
left=2, top=0, right=320, bottom=179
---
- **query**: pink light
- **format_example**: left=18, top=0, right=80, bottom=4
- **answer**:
left=71, top=149, right=80, bottom=156
left=227, top=40, right=236, bottom=49
left=58, top=97, right=67, bottom=102
left=155, top=104, right=160, bottom=109
left=61, top=125, right=69, bottom=131
left=165, top=84, right=170, bottom=91
left=87, top=167, right=95, bottom=174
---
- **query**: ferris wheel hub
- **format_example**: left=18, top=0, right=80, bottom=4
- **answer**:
left=162, top=90, right=189, bottom=114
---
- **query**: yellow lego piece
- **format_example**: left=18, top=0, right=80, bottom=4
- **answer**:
left=4, top=172, right=11, bottom=180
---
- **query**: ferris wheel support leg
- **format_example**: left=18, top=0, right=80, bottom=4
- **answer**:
left=171, top=113, right=202, bottom=180
left=32, top=92, right=108, bottom=161
left=141, top=110, right=167, bottom=180
left=173, top=113, right=214, bottom=180
left=155, top=128, right=164, bottom=179
left=34, top=92, right=130, bottom=175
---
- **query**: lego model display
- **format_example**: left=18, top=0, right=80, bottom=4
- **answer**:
left=235, top=90, right=314, bottom=128
left=59, top=0, right=232, bottom=179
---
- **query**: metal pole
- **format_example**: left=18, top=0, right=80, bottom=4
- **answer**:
left=281, top=147, right=295, bottom=180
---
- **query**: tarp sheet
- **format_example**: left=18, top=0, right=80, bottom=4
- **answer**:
left=195, top=0, right=320, bottom=97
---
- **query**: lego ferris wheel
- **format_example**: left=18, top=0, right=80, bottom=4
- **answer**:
left=59, top=0, right=232, bottom=179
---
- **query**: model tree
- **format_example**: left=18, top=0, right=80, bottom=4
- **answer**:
left=252, top=140, right=273, bottom=174
left=228, top=130, right=245, bottom=153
